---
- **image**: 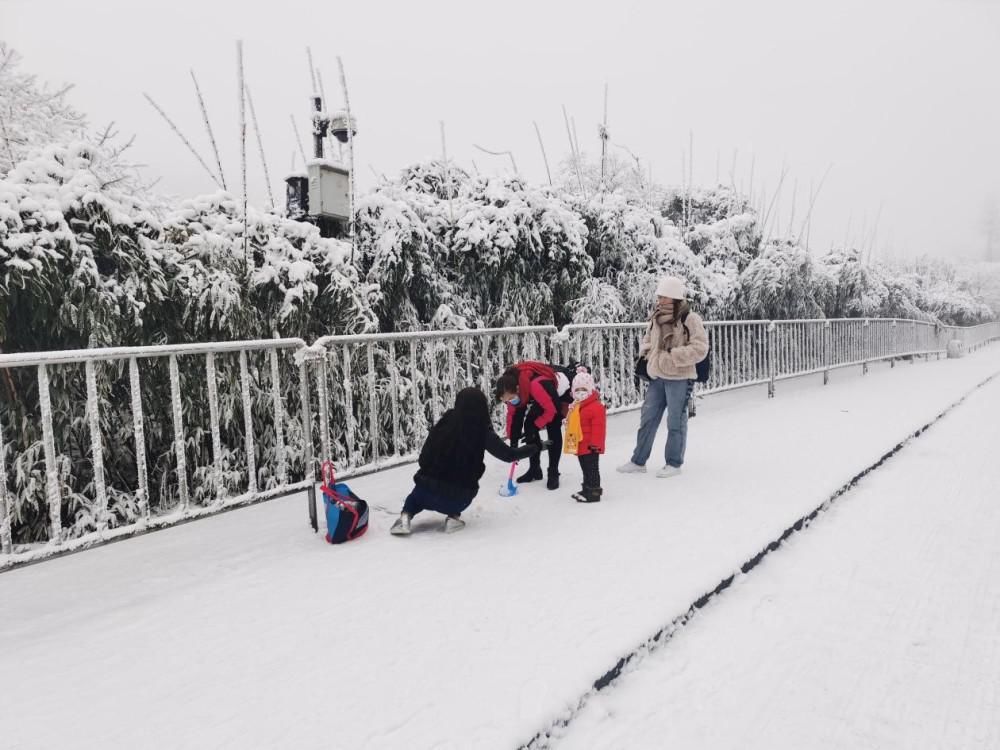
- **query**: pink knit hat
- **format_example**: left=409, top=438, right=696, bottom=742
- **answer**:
left=571, top=371, right=595, bottom=400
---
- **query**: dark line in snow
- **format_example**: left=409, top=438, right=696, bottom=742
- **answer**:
left=518, top=369, right=1000, bottom=750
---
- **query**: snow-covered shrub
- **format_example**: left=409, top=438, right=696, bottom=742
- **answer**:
left=732, top=241, right=823, bottom=320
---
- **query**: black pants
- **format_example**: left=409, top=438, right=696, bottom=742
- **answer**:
left=511, top=405, right=563, bottom=475
left=402, top=484, right=473, bottom=518
left=578, top=452, right=601, bottom=488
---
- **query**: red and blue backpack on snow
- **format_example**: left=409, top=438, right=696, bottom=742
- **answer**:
left=320, top=461, right=369, bottom=544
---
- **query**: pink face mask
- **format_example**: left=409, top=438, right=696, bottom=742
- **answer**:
left=573, top=387, right=591, bottom=402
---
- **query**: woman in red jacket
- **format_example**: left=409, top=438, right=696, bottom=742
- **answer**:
left=563, top=370, right=606, bottom=503
left=495, top=361, right=563, bottom=489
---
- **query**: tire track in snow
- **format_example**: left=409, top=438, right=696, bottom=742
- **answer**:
left=518, top=369, right=1000, bottom=750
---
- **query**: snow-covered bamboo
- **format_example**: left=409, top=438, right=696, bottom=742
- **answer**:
left=143, top=93, right=223, bottom=189
left=533, top=120, right=553, bottom=186
left=244, top=83, right=275, bottom=209
left=190, top=69, right=227, bottom=190
left=336, top=56, right=357, bottom=260
left=290, top=115, right=308, bottom=167
left=237, top=41, right=249, bottom=272
left=562, top=105, right=585, bottom=196
left=441, top=121, right=454, bottom=221
left=473, top=143, right=518, bottom=175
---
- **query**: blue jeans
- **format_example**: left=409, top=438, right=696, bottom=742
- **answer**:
left=631, top=378, right=693, bottom=468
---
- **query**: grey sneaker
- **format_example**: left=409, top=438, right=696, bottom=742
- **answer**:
left=444, top=515, right=466, bottom=534
left=390, top=513, right=412, bottom=536
left=616, top=461, right=647, bottom=474
left=655, top=465, right=682, bottom=478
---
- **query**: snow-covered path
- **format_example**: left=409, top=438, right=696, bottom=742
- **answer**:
left=556, top=357, right=1000, bottom=750
left=2, top=350, right=1000, bottom=750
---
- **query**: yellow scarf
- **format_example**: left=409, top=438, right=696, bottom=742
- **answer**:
left=563, top=403, right=583, bottom=454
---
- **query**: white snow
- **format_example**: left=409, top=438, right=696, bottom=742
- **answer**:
left=1, top=349, right=999, bottom=750
left=556, top=363, right=1000, bottom=750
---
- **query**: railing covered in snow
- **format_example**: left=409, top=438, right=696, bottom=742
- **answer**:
left=1, top=319, right=999, bottom=567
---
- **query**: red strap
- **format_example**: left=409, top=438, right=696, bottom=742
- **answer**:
left=321, top=460, right=336, bottom=489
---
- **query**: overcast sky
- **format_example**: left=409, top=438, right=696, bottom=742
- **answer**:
left=5, top=0, right=1000, bottom=261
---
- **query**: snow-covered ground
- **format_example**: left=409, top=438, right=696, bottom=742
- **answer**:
left=2, top=350, right=1000, bottom=750
left=556, top=359, right=1000, bottom=750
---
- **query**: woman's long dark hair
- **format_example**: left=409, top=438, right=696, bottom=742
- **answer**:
left=494, top=367, right=519, bottom=401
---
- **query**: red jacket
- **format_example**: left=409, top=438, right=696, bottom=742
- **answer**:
left=572, top=392, right=606, bottom=455
left=505, top=362, right=559, bottom=437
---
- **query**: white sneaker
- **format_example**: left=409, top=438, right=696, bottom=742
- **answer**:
left=390, top=513, right=412, bottom=536
left=655, top=465, right=682, bottom=478
left=444, top=515, right=466, bottom=534
left=616, top=461, right=647, bottom=474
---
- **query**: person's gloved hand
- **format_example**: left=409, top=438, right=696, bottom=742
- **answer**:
left=523, top=431, right=541, bottom=448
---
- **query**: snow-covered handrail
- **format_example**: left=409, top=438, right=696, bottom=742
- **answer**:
left=0, top=338, right=307, bottom=368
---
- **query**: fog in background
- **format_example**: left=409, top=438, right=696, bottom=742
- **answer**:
left=5, top=0, right=1000, bottom=261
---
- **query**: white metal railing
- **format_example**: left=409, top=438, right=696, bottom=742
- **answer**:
left=558, top=319, right=1000, bottom=407
left=305, top=326, right=558, bottom=473
left=0, top=338, right=310, bottom=567
left=1, top=319, right=998, bottom=568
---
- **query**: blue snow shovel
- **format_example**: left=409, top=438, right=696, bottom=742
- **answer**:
left=499, top=461, right=519, bottom=497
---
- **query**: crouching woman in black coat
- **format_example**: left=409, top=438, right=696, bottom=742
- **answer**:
left=390, top=387, right=540, bottom=535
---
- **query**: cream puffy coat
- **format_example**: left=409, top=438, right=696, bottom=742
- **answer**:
left=639, top=311, right=710, bottom=380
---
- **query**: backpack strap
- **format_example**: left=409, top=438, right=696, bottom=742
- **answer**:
left=321, top=460, right=336, bottom=489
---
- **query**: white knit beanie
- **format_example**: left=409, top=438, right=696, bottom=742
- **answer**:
left=571, top=371, right=596, bottom=400
left=655, top=275, right=686, bottom=300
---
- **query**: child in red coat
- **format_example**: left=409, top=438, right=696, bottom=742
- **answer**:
left=563, top=371, right=607, bottom=503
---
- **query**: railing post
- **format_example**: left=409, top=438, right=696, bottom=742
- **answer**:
left=84, top=360, right=109, bottom=534
left=298, top=358, right=317, bottom=532
left=890, top=321, right=896, bottom=368
left=366, top=343, right=378, bottom=465
left=168, top=355, right=190, bottom=510
left=128, top=357, right=150, bottom=522
left=238, top=350, right=258, bottom=496
left=269, top=349, right=288, bottom=486
left=767, top=321, right=776, bottom=398
left=0, top=411, right=12, bottom=555
left=823, top=321, right=831, bottom=385
left=206, top=352, right=225, bottom=501
left=862, top=319, right=870, bottom=376
left=37, top=364, right=62, bottom=542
